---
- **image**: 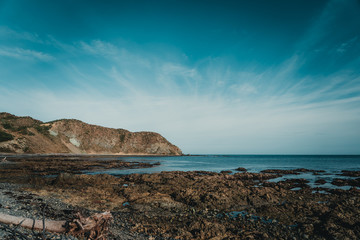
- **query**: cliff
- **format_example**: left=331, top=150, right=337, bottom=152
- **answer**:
left=0, top=112, right=182, bottom=155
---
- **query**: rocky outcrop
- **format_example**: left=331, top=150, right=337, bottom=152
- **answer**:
left=0, top=112, right=182, bottom=155
left=23, top=170, right=360, bottom=239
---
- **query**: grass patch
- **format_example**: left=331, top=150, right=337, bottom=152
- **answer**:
left=24, top=146, right=30, bottom=153
left=2, top=114, right=17, bottom=120
left=0, top=147, right=13, bottom=153
left=120, top=134, right=126, bottom=142
left=34, top=124, right=51, bottom=136
left=18, top=127, right=35, bottom=136
left=2, top=122, right=14, bottom=130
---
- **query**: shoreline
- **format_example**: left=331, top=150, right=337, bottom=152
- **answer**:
left=1, top=170, right=359, bottom=239
left=2, top=153, right=360, bottom=156
left=0, top=153, right=184, bottom=157
left=0, top=155, right=359, bottom=239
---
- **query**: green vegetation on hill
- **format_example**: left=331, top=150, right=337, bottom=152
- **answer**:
left=18, top=126, right=35, bottom=136
left=0, top=114, right=17, bottom=120
left=0, top=131, right=14, bottom=142
left=1, top=122, right=35, bottom=136
left=2, top=122, right=13, bottom=130
left=0, top=147, right=13, bottom=153
left=34, top=124, right=51, bottom=136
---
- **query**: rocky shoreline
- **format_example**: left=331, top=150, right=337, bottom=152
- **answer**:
left=0, top=156, right=359, bottom=239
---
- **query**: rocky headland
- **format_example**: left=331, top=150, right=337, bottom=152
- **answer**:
left=0, top=112, right=182, bottom=155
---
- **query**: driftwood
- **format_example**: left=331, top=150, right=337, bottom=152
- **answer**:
left=0, top=211, right=113, bottom=239
left=67, top=211, right=113, bottom=239
left=0, top=212, right=66, bottom=232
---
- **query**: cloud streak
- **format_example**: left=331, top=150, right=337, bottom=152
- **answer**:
left=1, top=78, right=359, bottom=154
left=0, top=26, right=43, bottom=43
left=1, top=37, right=360, bottom=154
left=0, top=47, right=54, bottom=61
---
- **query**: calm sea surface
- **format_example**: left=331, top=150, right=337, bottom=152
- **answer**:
left=4, top=154, right=359, bottom=189
left=90, top=155, right=360, bottom=189
left=94, top=155, right=360, bottom=174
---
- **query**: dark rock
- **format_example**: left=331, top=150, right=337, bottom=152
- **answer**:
left=340, top=170, right=360, bottom=177
left=235, top=167, right=247, bottom=172
left=315, top=179, right=326, bottom=185
left=1, top=162, right=360, bottom=239
left=331, top=178, right=360, bottom=187
left=261, top=168, right=324, bottom=175
left=261, top=169, right=301, bottom=175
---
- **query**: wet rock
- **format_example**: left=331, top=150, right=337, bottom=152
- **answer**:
left=340, top=170, right=360, bottom=177
left=235, top=167, right=247, bottom=172
left=261, top=169, right=301, bottom=175
left=331, top=178, right=360, bottom=187
left=233, top=172, right=279, bottom=181
left=315, top=179, right=326, bottom=185
left=0, top=155, right=159, bottom=180
left=261, top=168, right=323, bottom=175
left=53, top=172, right=80, bottom=186
left=277, top=178, right=310, bottom=190
left=2, top=164, right=360, bottom=239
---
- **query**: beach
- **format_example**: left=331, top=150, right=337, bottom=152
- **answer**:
left=0, top=155, right=359, bottom=239
left=2, top=0, right=360, bottom=238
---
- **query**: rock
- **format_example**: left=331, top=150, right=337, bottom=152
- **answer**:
left=261, top=169, right=301, bottom=175
left=261, top=168, right=324, bottom=175
left=331, top=178, right=360, bottom=187
left=315, top=179, right=326, bottom=185
left=53, top=173, right=79, bottom=186
left=235, top=167, right=247, bottom=172
left=3, top=165, right=360, bottom=239
left=340, top=170, right=360, bottom=177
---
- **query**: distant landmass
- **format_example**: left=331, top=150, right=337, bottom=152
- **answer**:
left=0, top=112, right=182, bottom=155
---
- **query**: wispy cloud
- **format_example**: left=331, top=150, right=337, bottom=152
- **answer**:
left=79, top=40, right=120, bottom=56
left=0, top=47, right=54, bottom=61
left=1, top=27, right=359, bottom=154
left=0, top=26, right=43, bottom=43
left=1, top=77, right=359, bottom=154
left=290, top=0, right=360, bottom=75
left=335, top=36, right=359, bottom=54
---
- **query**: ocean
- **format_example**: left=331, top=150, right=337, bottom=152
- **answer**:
left=89, top=154, right=360, bottom=189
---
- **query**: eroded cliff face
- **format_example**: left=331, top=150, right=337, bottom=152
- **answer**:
left=0, top=112, right=182, bottom=155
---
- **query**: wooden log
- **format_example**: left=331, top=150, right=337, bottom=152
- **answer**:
left=0, top=212, right=66, bottom=232
left=0, top=211, right=113, bottom=239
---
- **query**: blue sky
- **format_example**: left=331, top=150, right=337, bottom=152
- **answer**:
left=0, top=0, right=360, bottom=154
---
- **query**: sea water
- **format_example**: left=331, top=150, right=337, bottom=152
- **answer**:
left=3, top=154, right=358, bottom=188
left=84, top=155, right=360, bottom=189
left=95, top=155, right=360, bottom=175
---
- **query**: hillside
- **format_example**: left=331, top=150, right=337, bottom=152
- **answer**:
left=0, top=112, right=182, bottom=155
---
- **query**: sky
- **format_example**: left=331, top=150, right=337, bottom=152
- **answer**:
left=0, top=0, right=360, bottom=154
